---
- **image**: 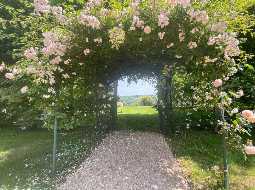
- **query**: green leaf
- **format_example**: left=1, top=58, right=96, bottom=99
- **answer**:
left=244, top=64, right=255, bottom=71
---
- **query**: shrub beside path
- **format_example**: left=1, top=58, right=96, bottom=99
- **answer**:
left=58, top=131, right=189, bottom=190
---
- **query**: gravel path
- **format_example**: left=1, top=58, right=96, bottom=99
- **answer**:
left=58, top=131, right=189, bottom=190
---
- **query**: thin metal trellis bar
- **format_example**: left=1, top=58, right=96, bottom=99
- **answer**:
left=223, top=135, right=229, bottom=190
left=220, top=91, right=229, bottom=190
left=52, top=116, right=58, bottom=175
left=113, top=80, right=118, bottom=128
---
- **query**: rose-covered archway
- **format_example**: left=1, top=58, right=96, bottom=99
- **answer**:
left=1, top=0, right=254, bottom=188
left=12, top=0, right=242, bottom=128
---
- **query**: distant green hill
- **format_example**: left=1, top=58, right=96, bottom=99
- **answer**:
left=119, top=95, right=156, bottom=105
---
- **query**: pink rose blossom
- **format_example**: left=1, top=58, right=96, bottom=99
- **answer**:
left=242, top=110, right=253, bottom=119
left=51, top=6, right=66, bottom=23
left=158, top=32, right=165, bottom=40
left=144, top=26, right=151, bottom=34
left=84, top=49, right=91, bottom=55
left=207, top=36, right=216, bottom=46
left=130, top=0, right=140, bottom=9
left=191, top=27, right=199, bottom=34
left=34, top=0, right=51, bottom=14
left=49, top=77, right=55, bottom=85
left=168, top=0, right=190, bottom=7
left=12, top=68, right=20, bottom=75
left=179, top=32, right=185, bottom=42
left=236, top=89, right=244, bottom=98
left=0, top=63, right=5, bottom=72
left=188, top=9, right=209, bottom=25
left=212, top=79, right=223, bottom=88
left=51, top=6, right=62, bottom=16
left=79, top=12, right=101, bottom=29
left=158, top=13, right=169, bottom=28
left=208, top=33, right=240, bottom=60
left=188, top=41, right=197, bottom=49
left=248, top=117, right=255, bottom=123
left=50, top=56, right=62, bottom=65
left=42, top=31, right=67, bottom=56
left=245, top=145, right=255, bottom=155
left=94, top=37, right=103, bottom=44
left=85, top=0, right=102, bottom=9
left=167, top=43, right=174, bottom=48
left=64, top=59, right=71, bottom=65
left=62, top=73, right=70, bottom=79
left=204, top=56, right=218, bottom=63
left=24, top=47, right=37, bottom=60
left=242, top=110, right=255, bottom=123
left=211, top=22, right=227, bottom=33
left=5, top=73, right=15, bottom=80
left=21, top=86, right=28, bottom=94
left=132, top=16, right=144, bottom=29
left=224, top=43, right=240, bottom=60
left=100, top=8, right=110, bottom=17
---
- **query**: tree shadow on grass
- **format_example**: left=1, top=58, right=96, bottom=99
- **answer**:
left=0, top=126, right=101, bottom=190
left=117, top=113, right=160, bottom=133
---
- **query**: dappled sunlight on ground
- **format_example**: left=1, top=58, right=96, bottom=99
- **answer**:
left=168, top=130, right=255, bottom=190
left=0, top=127, right=100, bottom=189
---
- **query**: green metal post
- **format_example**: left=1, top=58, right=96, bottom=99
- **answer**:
left=220, top=97, right=229, bottom=190
left=223, top=135, right=229, bottom=190
left=52, top=116, right=58, bottom=175
left=113, top=80, right=118, bottom=128
left=114, top=81, right=118, bottom=127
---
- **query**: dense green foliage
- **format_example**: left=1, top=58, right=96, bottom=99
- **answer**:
left=134, top=95, right=156, bottom=106
left=119, top=95, right=140, bottom=105
left=171, top=0, right=255, bottom=141
left=119, top=95, right=156, bottom=105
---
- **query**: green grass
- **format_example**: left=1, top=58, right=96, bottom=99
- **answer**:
left=0, top=126, right=99, bottom=189
left=118, top=106, right=158, bottom=115
left=117, top=106, right=159, bottom=132
left=168, top=129, right=255, bottom=190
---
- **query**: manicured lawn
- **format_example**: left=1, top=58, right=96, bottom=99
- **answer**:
left=117, top=106, right=159, bottom=132
left=0, top=126, right=99, bottom=189
left=168, top=130, right=255, bottom=190
left=118, top=106, right=158, bottom=115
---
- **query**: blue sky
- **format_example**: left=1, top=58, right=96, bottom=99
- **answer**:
left=118, top=78, right=156, bottom=96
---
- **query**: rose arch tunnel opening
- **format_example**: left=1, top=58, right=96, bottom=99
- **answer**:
left=114, top=76, right=160, bottom=132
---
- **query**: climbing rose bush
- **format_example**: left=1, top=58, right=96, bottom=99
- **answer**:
left=2, top=0, right=251, bottom=145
